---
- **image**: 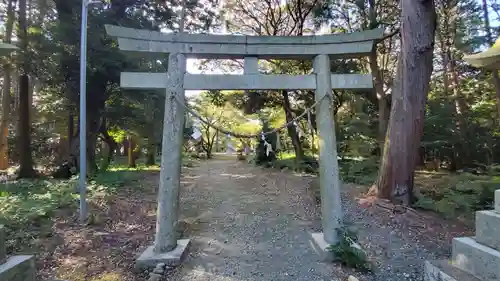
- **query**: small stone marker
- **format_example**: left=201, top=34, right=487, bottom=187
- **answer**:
left=0, top=224, right=36, bottom=281
left=0, top=255, right=36, bottom=281
left=0, top=225, right=6, bottom=264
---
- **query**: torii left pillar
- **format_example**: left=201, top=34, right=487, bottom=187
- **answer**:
left=135, top=52, right=191, bottom=270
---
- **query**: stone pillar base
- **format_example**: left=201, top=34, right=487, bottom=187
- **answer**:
left=135, top=239, right=191, bottom=271
left=309, top=232, right=335, bottom=262
left=309, top=232, right=366, bottom=263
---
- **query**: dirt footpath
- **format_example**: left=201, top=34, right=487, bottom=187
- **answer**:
left=37, top=158, right=472, bottom=281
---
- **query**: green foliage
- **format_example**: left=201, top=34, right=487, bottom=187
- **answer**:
left=108, top=129, right=127, bottom=144
left=0, top=179, right=77, bottom=227
left=189, top=92, right=260, bottom=158
left=273, top=154, right=378, bottom=187
left=414, top=172, right=500, bottom=221
left=327, top=226, right=372, bottom=273
left=274, top=153, right=318, bottom=173
left=339, top=158, right=379, bottom=185
left=0, top=163, right=147, bottom=251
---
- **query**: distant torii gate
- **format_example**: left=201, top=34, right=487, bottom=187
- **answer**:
left=105, top=25, right=384, bottom=268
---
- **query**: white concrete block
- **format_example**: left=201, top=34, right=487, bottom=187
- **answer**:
left=476, top=210, right=500, bottom=251
left=495, top=189, right=500, bottom=212
left=452, top=236, right=500, bottom=281
left=424, top=260, right=481, bottom=281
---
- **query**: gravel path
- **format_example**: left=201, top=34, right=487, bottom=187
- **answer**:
left=166, top=159, right=472, bottom=281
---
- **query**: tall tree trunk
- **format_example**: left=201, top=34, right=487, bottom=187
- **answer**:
left=282, top=90, right=304, bottom=162
left=146, top=141, right=156, bottom=166
left=0, top=0, right=15, bottom=170
left=98, top=117, right=116, bottom=170
left=54, top=0, right=80, bottom=172
left=17, top=0, right=36, bottom=178
left=450, top=55, right=471, bottom=167
left=364, top=0, right=391, bottom=155
left=215, top=131, right=219, bottom=152
left=101, top=130, right=116, bottom=163
left=376, top=0, right=437, bottom=205
left=369, top=51, right=390, bottom=153
left=127, top=134, right=136, bottom=168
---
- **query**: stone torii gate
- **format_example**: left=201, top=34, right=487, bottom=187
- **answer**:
left=105, top=25, right=384, bottom=268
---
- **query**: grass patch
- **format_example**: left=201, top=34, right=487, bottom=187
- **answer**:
left=273, top=153, right=319, bottom=173
left=273, top=153, right=378, bottom=185
left=1, top=155, right=199, bottom=253
left=413, top=171, right=500, bottom=222
left=338, top=158, right=378, bottom=185
left=0, top=162, right=151, bottom=253
left=274, top=152, right=500, bottom=223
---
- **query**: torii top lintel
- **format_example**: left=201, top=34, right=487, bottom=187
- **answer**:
left=105, top=25, right=384, bottom=60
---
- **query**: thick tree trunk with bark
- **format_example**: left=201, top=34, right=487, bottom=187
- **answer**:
left=17, top=0, right=36, bottom=178
left=0, top=0, right=15, bottom=170
left=376, top=0, right=437, bottom=205
left=100, top=126, right=117, bottom=165
left=146, top=145, right=156, bottom=166
left=127, top=135, right=136, bottom=168
left=439, top=33, right=470, bottom=169
left=282, top=91, right=304, bottom=162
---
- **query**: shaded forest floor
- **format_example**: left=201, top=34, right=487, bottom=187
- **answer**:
left=1, top=157, right=475, bottom=281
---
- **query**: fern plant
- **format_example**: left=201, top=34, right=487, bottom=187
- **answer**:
left=327, top=226, right=372, bottom=272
